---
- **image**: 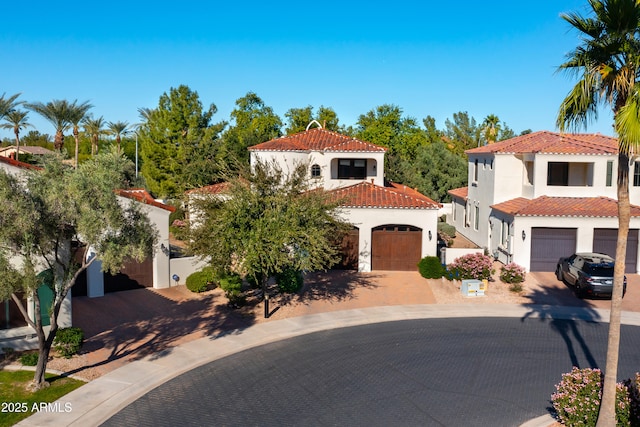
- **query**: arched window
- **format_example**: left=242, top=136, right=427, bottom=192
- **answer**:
left=311, top=164, right=321, bottom=178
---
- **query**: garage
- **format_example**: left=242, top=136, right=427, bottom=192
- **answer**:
left=103, top=257, right=154, bottom=292
left=530, top=227, right=577, bottom=272
left=372, top=225, right=422, bottom=271
left=593, top=228, right=638, bottom=273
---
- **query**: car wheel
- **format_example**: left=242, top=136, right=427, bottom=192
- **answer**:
left=556, top=266, right=563, bottom=281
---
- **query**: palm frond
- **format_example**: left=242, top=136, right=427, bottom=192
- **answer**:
left=557, top=74, right=600, bottom=132
left=615, top=85, right=640, bottom=155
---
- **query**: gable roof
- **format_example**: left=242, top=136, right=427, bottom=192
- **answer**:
left=116, top=189, right=176, bottom=212
left=448, top=187, right=468, bottom=201
left=330, top=181, right=440, bottom=209
left=491, top=195, right=640, bottom=218
left=0, top=145, right=56, bottom=156
left=249, top=128, right=387, bottom=153
left=466, top=131, right=618, bottom=155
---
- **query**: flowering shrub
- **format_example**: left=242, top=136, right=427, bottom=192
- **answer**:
left=500, top=263, right=526, bottom=284
left=551, top=367, right=633, bottom=426
left=448, top=253, right=494, bottom=280
left=623, top=372, right=640, bottom=425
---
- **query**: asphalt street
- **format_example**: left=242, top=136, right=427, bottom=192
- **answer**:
left=101, top=316, right=640, bottom=427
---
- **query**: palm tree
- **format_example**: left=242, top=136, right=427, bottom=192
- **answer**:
left=0, top=92, right=22, bottom=120
left=481, top=114, right=501, bottom=145
left=107, top=121, right=129, bottom=154
left=556, top=1, right=640, bottom=424
left=0, top=109, right=32, bottom=162
left=82, top=116, right=107, bottom=155
left=25, top=100, right=73, bottom=151
left=67, top=101, right=93, bottom=168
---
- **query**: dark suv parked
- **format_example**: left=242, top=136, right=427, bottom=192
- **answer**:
left=556, top=252, right=626, bottom=299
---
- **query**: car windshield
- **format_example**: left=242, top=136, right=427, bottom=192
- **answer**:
left=583, top=264, right=614, bottom=277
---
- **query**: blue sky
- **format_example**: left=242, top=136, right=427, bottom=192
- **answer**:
left=1, top=1, right=615, bottom=141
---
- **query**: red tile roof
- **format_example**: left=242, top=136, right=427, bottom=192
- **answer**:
left=0, top=156, right=41, bottom=170
left=448, top=187, right=468, bottom=201
left=491, top=196, right=640, bottom=217
left=330, top=181, right=440, bottom=209
left=116, top=189, right=176, bottom=212
left=466, top=131, right=618, bottom=155
left=249, top=128, right=387, bottom=153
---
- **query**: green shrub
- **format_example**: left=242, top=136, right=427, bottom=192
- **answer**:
left=53, top=327, right=84, bottom=358
left=437, top=222, right=456, bottom=239
left=508, top=282, right=523, bottom=293
left=500, top=263, right=526, bottom=284
left=624, top=372, right=640, bottom=426
left=276, top=268, right=304, bottom=293
left=448, top=253, right=494, bottom=280
left=219, top=273, right=245, bottom=306
left=418, top=256, right=445, bottom=279
left=20, top=352, right=39, bottom=366
left=186, top=267, right=216, bottom=293
left=551, top=367, right=635, bottom=426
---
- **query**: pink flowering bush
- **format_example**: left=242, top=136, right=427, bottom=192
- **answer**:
left=499, top=263, right=526, bottom=284
left=448, top=253, right=494, bottom=280
left=551, top=367, right=633, bottom=426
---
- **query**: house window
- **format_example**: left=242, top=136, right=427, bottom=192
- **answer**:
left=606, top=161, right=613, bottom=187
left=474, top=206, right=479, bottom=230
left=453, top=202, right=457, bottom=221
left=547, top=162, right=569, bottom=186
left=311, top=164, right=321, bottom=178
left=473, top=159, right=479, bottom=182
left=524, top=161, right=534, bottom=185
left=634, top=162, right=640, bottom=187
left=501, top=220, right=509, bottom=246
left=338, top=159, right=366, bottom=179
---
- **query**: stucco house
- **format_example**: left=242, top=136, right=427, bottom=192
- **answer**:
left=248, top=126, right=441, bottom=272
left=447, top=131, right=640, bottom=273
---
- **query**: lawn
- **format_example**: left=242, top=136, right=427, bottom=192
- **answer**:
left=0, top=370, right=85, bottom=427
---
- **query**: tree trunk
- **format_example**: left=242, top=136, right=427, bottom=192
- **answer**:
left=54, top=129, right=64, bottom=151
left=14, top=128, right=20, bottom=162
left=596, top=152, right=630, bottom=426
left=74, top=128, right=79, bottom=169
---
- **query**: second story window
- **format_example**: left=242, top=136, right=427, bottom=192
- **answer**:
left=311, top=164, right=321, bottom=179
left=634, top=162, right=640, bottom=187
left=473, top=159, right=479, bottom=182
left=547, top=162, right=569, bottom=186
left=606, top=161, right=613, bottom=187
left=338, top=159, right=366, bottom=179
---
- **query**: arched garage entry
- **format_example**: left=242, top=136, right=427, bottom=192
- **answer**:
left=372, top=225, right=422, bottom=271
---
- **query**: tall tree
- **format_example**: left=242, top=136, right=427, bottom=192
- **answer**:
left=188, top=159, right=350, bottom=317
left=0, top=151, right=157, bottom=389
left=221, top=92, right=282, bottom=165
left=284, top=105, right=341, bottom=134
left=107, top=120, right=130, bottom=154
left=83, top=115, right=107, bottom=155
left=443, top=111, right=482, bottom=154
left=481, top=114, right=501, bottom=145
left=25, top=100, right=74, bottom=152
left=139, top=85, right=225, bottom=197
left=0, top=109, right=32, bottom=162
left=0, top=92, right=22, bottom=120
left=68, top=101, right=93, bottom=168
left=557, top=1, right=640, bottom=424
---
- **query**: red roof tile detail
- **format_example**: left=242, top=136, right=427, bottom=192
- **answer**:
left=116, top=188, right=176, bottom=212
left=330, top=181, right=440, bottom=209
left=491, top=196, right=640, bottom=217
left=0, top=156, right=41, bottom=170
left=249, top=128, right=387, bottom=153
left=466, top=131, right=618, bottom=155
left=448, top=187, right=468, bottom=201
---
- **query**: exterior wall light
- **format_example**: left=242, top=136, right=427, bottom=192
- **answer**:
left=522, top=230, right=526, bottom=240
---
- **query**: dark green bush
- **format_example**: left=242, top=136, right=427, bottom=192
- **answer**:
left=53, top=327, right=84, bottom=358
left=219, top=273, right=245, bottom=306
left=418, top=256, right=445, bottom=279
left=186, top=267, right=216, bottom=293
left=276, top=268, right=304, bottom=293
left=437, top=222, right=456, bottom=239
left=20, top=352, right=39, bottom=366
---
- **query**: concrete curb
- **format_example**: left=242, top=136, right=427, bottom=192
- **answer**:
left=16, top=304, right=639, bottom=426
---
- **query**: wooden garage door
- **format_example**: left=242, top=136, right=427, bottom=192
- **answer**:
left=337, top=228, right=359, bottom=270
left=593, top=228, right=638, bottom=273
left=104, top=257, right=153, bottom=292
left=530, top=228, right=577, bottom=272
left=372, top=225, right=422, bottom=271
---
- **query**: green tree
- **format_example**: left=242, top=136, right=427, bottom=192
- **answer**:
left=443, top=111, right=482, bottom=154
left=82, top=115, right=107, bottom=155
left=68, top=101, right=93, bottom=168
left=221, top=92, right=282, bottom=165
left=0, top=109, right=32, bottom=162
left=25, top=100, right=74, bottom=152
left=284, top=105, right=341, bottom=134
left=188, top=160, right=350, bottom=317
left=20, top=130, right=53, bottom=149
left=0, top=92, right=22, bottom=119
left=0, top=151, right=157, bottom=390
left=556, top=1, right=640, bottom=424
left=398, top=141, right=468, bottom=202
left=481, top=114, right=501, bottom=145
left=107, top=120, right=130, bottom=154
left=139, top=85, right=226, bottom=198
